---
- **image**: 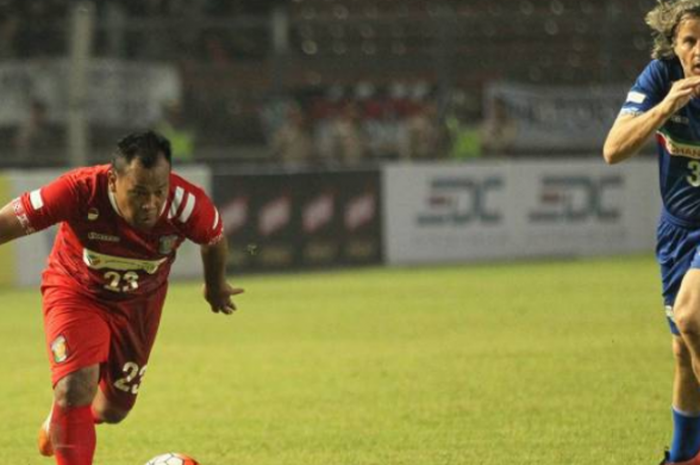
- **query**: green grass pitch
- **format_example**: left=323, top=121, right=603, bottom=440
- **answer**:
left=0, top=255, right=676, bottom=464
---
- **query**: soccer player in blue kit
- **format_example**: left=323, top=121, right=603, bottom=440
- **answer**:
left=604, top=1, right=700, bottom=463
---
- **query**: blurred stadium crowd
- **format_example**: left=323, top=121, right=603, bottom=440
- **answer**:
left=0, top=0, right=657, bottom=167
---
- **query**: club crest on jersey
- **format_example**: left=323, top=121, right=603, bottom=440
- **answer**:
left=159, top=235, right=178, bottom=254
left=51, top=335, right=68, bottom=363
left=87, top=208, right=99, bottom=221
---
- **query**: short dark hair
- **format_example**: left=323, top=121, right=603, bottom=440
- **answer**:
left=112, top=130, right=172, bottom=174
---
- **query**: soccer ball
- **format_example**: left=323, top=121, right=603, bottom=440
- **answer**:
left=144, top=452, right=200, bottom=465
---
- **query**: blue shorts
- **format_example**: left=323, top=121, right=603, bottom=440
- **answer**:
left=657, top=212, right=700, bottom=335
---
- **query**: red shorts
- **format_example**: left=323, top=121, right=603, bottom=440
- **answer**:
left=42, top=284, right=168, bottom=411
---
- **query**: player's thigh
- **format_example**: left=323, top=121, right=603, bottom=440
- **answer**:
left=99, top=287, right=167, bottom=413
left=657, top=219, right=694, bottom=304
left=657, top=219, right=700, bottom=333
left=675, top=268, right=700, bottom=331
left=42, top=288, right=111, bottom=388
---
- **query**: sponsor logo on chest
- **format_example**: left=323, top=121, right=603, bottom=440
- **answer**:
left=659, top=131, right=700, bottom=159
left=87, top=232, right=121, bottom=242
left=670, top=114, right=690, bottom=125
left=83, top=248, right=166, bottom=274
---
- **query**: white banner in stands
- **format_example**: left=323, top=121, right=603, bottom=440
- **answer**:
left=382, top=159, right=660, bottom=265
left=0, top=59, right=180, bottom=127
left=484, top=82, right=628, bottom=151
left=6, top=165, right=209, bottom=286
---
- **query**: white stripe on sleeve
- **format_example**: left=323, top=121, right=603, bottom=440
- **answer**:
left=168, top=186, right=184, bottom=219
left=30, top=189, right=44, bottom=210
left=212, top=208, right=220, bottom=230
left=179, top=193, right=196, bottom=223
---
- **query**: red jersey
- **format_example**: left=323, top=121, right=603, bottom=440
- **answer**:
left=12, top=164, right=223, bottom=301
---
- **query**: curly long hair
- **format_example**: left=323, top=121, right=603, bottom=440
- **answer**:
left=647, top=0, right=700, bottom=58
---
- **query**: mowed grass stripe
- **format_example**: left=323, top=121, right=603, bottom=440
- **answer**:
left=0, top=255, right=673, bottom=464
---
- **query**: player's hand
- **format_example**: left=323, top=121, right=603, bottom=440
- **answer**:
left=661, top=76, right=700, bottom=115
left=203, top=282, right=244, bottom=315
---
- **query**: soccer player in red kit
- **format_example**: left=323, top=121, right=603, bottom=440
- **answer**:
left=0, top=130, right=243, bottom=465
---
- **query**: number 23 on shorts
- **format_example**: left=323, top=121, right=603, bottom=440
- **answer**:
left=114, top=361, right=147, bottom=394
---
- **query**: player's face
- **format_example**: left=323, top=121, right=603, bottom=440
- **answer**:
left=109, top=154, right=170, bottom=231
left=674, top=16, right=700, bottom=78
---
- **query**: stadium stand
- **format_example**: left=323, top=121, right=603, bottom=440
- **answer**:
left=0, top=0, right=657, bottom=166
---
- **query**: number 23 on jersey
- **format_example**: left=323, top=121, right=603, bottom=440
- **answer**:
left=103, top=271, right=140, bottom=292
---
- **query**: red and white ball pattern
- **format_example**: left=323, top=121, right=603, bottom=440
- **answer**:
left=145, top=453, right=200, bottom=465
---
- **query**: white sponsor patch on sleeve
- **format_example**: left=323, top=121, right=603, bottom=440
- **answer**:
left=29, top=189, right=44, bottom=210
left=626, top=91, right=646, bottom=104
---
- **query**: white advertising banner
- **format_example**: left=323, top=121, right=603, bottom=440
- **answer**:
left=382, top=160, right=660, bottom=265
left=5, top=165, right=210, bottom=286
left=485, top=82, right=628, bottom=152
left=0, top=59, right=180, bottom=127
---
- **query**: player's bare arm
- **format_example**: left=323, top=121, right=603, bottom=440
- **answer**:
left=0, top=201, right=29, bottom=245
left=603, top=76, right=700, bottom=165
left=201, top=238, right=244, bottom=315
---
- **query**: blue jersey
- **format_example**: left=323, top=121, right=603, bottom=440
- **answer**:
left=622, top=58, right=700, bottom=225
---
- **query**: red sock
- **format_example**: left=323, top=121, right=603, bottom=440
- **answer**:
left=50, top=404, right=96, bottom=465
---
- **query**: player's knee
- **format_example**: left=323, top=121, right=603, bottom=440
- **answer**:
left=673, top=293, right=700, bottom=333
left=93, top=404, right=129, bottom=424
left=675, top=303, right=700, bottom=337
left=54, top=366, right=100, bottom=408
